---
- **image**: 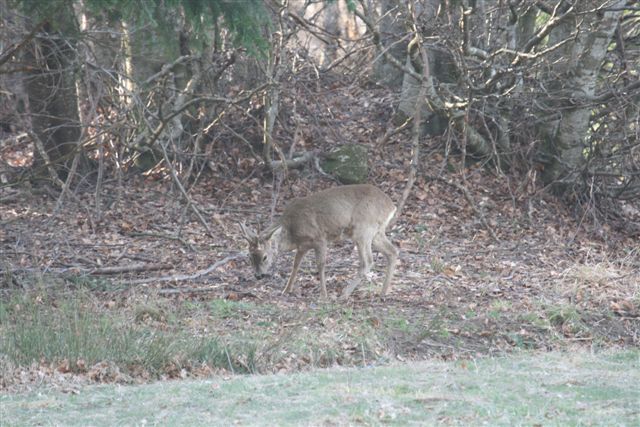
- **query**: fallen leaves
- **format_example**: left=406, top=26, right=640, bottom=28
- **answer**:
left=2, top=72, right=639, bottom=395
left=610, top=300, right=639, bottom=318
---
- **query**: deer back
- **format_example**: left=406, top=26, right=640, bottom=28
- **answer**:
left=277, top=184, right=396, bottom=249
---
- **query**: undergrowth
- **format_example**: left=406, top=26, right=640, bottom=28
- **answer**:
left=0, top=289, right=383, bottom=383
left=0, top=291, right=259, bottom=377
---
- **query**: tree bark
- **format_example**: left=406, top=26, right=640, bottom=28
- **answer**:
left=373, top=0, right=408, bottom=87
left=23, top=2, right=82, bottom=179
left=539, top=1, right=626, bottom=191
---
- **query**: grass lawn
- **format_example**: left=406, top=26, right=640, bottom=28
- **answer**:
left=2, top=350, right=638, bottom=426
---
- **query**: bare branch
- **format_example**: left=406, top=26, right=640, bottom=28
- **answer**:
left=115, top=254, right=242, bottom=287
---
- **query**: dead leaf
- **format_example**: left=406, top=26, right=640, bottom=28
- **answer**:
left=57, top=359, right=70, bottom=373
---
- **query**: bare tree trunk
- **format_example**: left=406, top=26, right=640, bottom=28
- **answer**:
left=397, top=0, right=440, bottom=118
left=540, top=1, right=626, bottom=191
left=372, top=0, right=407, bottom=87
left=23, top=3, right=82, bottom=179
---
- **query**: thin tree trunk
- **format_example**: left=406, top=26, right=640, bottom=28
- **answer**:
left=24, top=4, right=82, bottom=179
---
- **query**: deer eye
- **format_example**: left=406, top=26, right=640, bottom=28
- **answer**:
left=262, top=254, right=268, bottom=263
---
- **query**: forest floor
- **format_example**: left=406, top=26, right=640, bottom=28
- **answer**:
left=1, top=76, right=639, bottom=392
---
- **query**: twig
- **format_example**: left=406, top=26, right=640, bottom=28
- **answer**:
left=390, top=19, right=427, bottom=228
left=53, top=150, right=81, bottom=213
left=27, top=131, right=65, bottom=188
left=158, top=140, right=214, bottom=238
left=376, top=117, right=413, bottom=147
left=142, top=55, right=192, bottom=86
left=27, top=131, right=97, bottom=231
left=0, top=19, right=47, bottom=67
left=262, top=13, right=287, bottom=170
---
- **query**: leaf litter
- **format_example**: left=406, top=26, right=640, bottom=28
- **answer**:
left=1, top=76, right=638, bottom=391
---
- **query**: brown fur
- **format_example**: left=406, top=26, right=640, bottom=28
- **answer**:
left=240, top=184, right=399, bottom=299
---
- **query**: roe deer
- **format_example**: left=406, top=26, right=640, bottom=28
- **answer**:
left=240, top=184, right=399, bottom=299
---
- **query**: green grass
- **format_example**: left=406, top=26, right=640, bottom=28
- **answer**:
left=0, top=292, right=258, bottom=375
left=0, top=292, right=387, bottom=379
left=2, top=350, right=638, bottom=426
left=209, top=298, right=256, bottom=319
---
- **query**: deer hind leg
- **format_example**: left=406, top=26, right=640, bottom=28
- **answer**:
left=314, top=242, right=328, bottom=299
left=359, top=237, right=374, bottom=280
left=283, top=248, right=308, bottom=294
left=341, top=235, right=373, bottom=299
left=373, top=233, right=398, bottom=296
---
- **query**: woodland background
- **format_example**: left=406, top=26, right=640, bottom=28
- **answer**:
left=1, top=0, right=639, bottom=394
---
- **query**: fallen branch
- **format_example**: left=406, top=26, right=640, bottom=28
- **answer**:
left=90, top=263, right=172, bottom=275
left=0, top=263, right=171, bottom=276
left=157, top=286, right=219, bottom=295
left=115, top=254, right=242, bottom=286
left=269, top=151, right=316, bottom=170
left=157, top=287, right=258, bottom=298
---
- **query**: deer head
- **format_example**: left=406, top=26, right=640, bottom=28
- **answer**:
left=239, top=221, right=281, bottom=278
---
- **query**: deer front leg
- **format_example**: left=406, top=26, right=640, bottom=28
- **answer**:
left=283, top=249, right=307, bottom=294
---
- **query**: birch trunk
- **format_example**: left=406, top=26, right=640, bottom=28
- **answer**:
left=540, top=1, right=626, bottom=190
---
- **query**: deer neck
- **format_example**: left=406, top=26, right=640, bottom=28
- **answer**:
left=272, top=225, right=296, bottom=253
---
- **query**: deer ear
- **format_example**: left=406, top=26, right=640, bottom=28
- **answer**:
left=238, top=221, right=257, bottom=242
left=260, top=224, right=282, bottom=241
